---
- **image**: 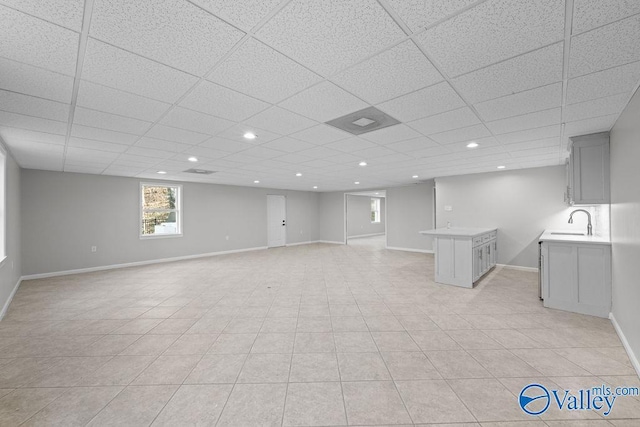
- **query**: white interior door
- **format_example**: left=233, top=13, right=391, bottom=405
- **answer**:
left=267, top=195, right=286, bottom=248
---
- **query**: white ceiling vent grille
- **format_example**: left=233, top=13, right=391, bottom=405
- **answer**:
left=325, top=106, right=401, bottom=135
left=184, top=168, right=216, bottom=175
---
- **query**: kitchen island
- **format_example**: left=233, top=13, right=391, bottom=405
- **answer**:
left=419, top=227, right=497, bottom=288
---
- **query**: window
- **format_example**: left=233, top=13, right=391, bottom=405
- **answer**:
left=140, top=183, right=182, bottom=237
left=371, top=198, right=380, bottom=223
left=0, top=145, right=5, bottom=262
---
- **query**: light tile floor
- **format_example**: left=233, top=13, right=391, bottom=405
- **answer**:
left=1, top=237, right=639, bottom=426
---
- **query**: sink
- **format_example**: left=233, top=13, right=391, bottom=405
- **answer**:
left=550, top=232, right=585, bottom=236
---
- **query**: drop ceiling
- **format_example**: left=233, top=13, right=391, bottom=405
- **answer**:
left=0, top=0, right=639, bottom=192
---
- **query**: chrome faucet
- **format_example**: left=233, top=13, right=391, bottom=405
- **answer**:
left=568, top=209, right=593, bottom=236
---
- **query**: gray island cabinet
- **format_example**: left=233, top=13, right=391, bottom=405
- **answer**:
left=419, top=228, right=497, bottom=288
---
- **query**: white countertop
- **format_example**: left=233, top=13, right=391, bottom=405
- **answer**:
left=539, top=229, right=611, bottom=245
left=419, top=227, right=497, bottom=238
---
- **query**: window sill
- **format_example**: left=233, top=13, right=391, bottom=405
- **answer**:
left=139, top=234, right=183, bottom=240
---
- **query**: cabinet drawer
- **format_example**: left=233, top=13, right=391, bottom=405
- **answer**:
left=482, top=234, right=491, bottom=243
left=473, top=237, right=483, bottom=247
left=489, top=231, right=497, bottom=240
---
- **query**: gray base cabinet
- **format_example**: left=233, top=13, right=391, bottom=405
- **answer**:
left=541, top=241, right=611, bottom=318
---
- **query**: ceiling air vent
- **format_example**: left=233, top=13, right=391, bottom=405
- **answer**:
left=325, top=106, right=401, bottom=135
left=184, top=168, right=216, bottom=175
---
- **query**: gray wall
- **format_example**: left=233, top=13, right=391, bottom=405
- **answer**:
left=610, top=86, right=640, bottom=371
left=21, top=170, right=319, bottom=276
left=435, top=166, right=594, bottom=268
left=347, top=195, right=385, bottom=238
left=386, top=182, right=435, bottom=251
left=318, top=191, right=344, bottom=243
left=0, top=148, right=21, bottom=318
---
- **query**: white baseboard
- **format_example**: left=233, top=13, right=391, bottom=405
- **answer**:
left=385, top=246, right=434, bottom=254
left=496, top=263, right=539, bottom=273
left=285, top=240, right=320, bottom=247
left=0, top=276, right=22, bottom=321
left=347, top=233, right=385, bottom=239
left=610, top=312, right=640, bottom=379
left=317, top=240, right=344, bottom=245
left=21, top=246, right=268, bottom=281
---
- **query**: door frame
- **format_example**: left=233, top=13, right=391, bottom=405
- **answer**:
left=267, top=194, right=287, bottom=248
left=343, top=191, right=387, bottom=246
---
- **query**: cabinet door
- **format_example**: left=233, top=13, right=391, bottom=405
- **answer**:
left=472, top=247, right=481, bottom=281
left=489, top=240, right=497, bottom=267
left=570, top=132, right=610, bottom=204
left=482, top=244, right=490, bottom=274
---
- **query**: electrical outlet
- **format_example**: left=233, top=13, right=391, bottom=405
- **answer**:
left=91, top=246, right=97, bottom=253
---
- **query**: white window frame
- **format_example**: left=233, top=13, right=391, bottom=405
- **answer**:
left=371, top=198, right=381, bottom=224
left=0, top=144, right=6, bottom=266
left=140, top=182, right=183, bottom=239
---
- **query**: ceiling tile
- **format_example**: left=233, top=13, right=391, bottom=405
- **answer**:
left=260, top=137, right=315, bottom=153
left=297, top=146, right=345, bottom=159
left=290, top=124, right=351, bottom=145
left=180, top=81, right=270, bottom=122
left=408, top=107, right=480, bottom=135
left=102, top=165, right=145, bottom=176
left=360, top=124, right=421, bottom=144
left=243, top=106, right=317, bottom=135
left=385, top=0, right=478, bottom=32
left=569, top=15, right=640, bottom=78
left=76, top=80, right=171, bottom=123
left=6, top=139, right=64, bottom=168
left=324, top=153, right=363, bottom=164
left=221, top=151, right=263, bottom=164
left=279, top=82, right=369, bottom=122
left=190, top=0, right=282, bottom=31
left=0, top=127, right=65, bottom=146
left=73, top=107, right=151, bottom=135
left=65, top=146, right=119, bottom=163
left=135, top=137, right=193, bottom=153
left=216, top=124, right=280, bottom=144
left=451, top=42, right=563, bottom=104
left=409, top=146, right=452, bottom=159
left=430, top=124, right=492, bottom=144
left=485, top=108, right=562, bottom=135
left=564, top=114, right=619, bottom=137
left=125, top=146, right=175, bottom=160
left=566, top=61, right=640, bottom=104
left=0, top=57, right=74, bottom=103
left=71, top=124, right=139, bottom=145
left=415, top=0, right=564, bottom=76
left=564, top=93, right=630, bottom=122
left=573, top=0, right=640, bottom=34
left=325, top=137, right=378, bottom=153
left=508, top=145, right=561, bottom=158
left=256, top=0, right=405, bottom=76
left=63, top=164, right=108, bottom=174
left=0, top=0, right=84, bottom=31
left=241, top=146, right=286, bottom=159
left=199, top=137, right=253, bottom=153
left=0, top=5, right=79, bottom=76
left=179, top=146, right=229, bottom=160
left=301, top=159, right=334, bottom=169
left=82, top=38, right=198, bottom=103
left=502, top=137, right=560, bottom=152
left=112, top=153, right=161, bottom=167
left=352, top=145, right=397, bottom=159
left=0, top=90, right=69, bottom=122
left=0, top=111, right=67, bottom=135
left=496, top=124, right=561, bottom=144
left=445, top=135, right=501, bottom=151
left=385, top=137, right=439, bottom=152
left=208, top=38, right=322, bottom=103
left=90, top=0, right=244, bottom=76
left=68, top=137, right=129, bottom=153
left=474, top=82, right=562, bottom=121
left=331, top=40, right=443, bottom=104
left=145, top=124, right=209, bottom=145
left=159, top=107, right=235, bottom=136
left=273, top=153, right=313, bottom=164
left=377, top=82, right=465, bottom=122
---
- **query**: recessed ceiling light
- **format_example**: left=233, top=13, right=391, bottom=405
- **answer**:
left=187, top=156, right=198, bottom=162
left=313, top=186, right=318, bottom=189
left=354, top=181, right=360, bottom=185
left=466, top=141, right=479, bottom=148
left=243, top=132, right=256, bottom=140
left=157, top=171, right=167, bottom=174
left=295, top=172, right=302, bottom=177
left=412, top=175, right=419, bottom=179
left=359, top=161, right=367, bottom=167
left=254, top=180, right=260, bottom=183
left=497, top=165, right=506, bottom=169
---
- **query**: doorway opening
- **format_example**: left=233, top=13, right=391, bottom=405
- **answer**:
left=344, top=190, right=387, bottom=249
